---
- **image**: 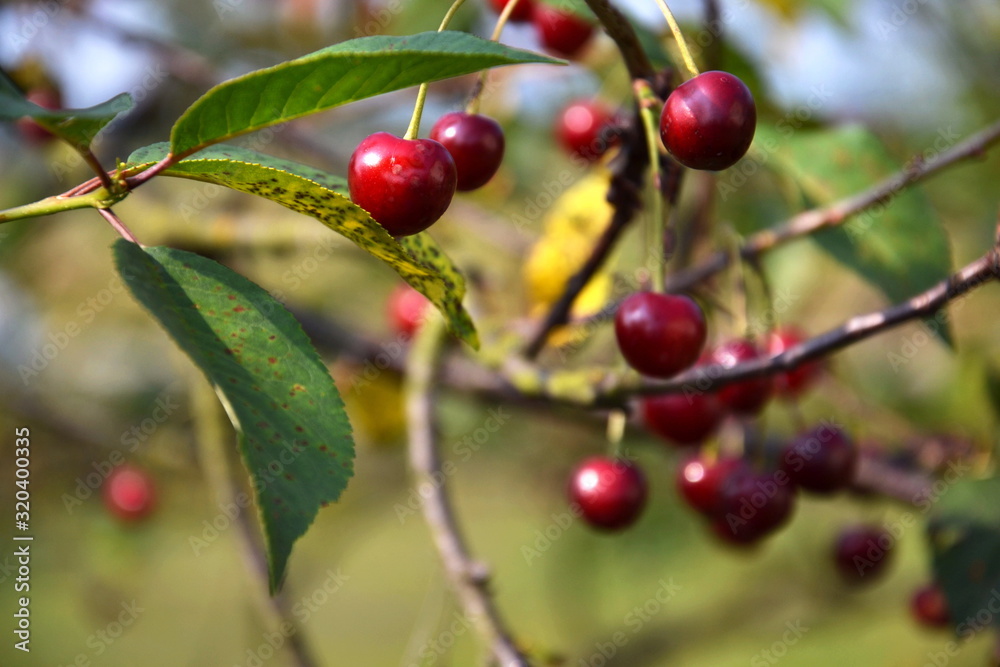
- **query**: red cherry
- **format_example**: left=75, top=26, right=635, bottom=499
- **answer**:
left=780, top=424, right=857, bottom=494
left=348, top=132, right=457, bottom=237
left=709, top=339, right=774, bottom=415
left=429, top=112, right=505, bottom=191
left=834, top=525, right=893, bottom=585
left=676, top=455, right=747, bottom=516
left=17, top=88, right=61, bottom=144
left=615, top=292, right=706, bottom=378
left=642, top=393, right=724, bottom=446
left=659, top=71, right=756, bottom=171
left=555, top=100, right=619, bottom=162
left=766, top=327, right=823, bottom=397
left=387, top=284, right=429, bottom=338
left=716, top=468, right=796, bottom=543
left=489, top=0, right=535, bottom=22
left=532, top=4, right=594, bottom=58
left=911, top=583, right=951, bottom=629
left=103, top=464, right=156, bottom=522
left=568, top=457, right=647, bottom=531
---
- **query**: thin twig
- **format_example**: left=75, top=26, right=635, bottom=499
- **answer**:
left=664, top=118, right=1000, bottom=294
left=96, top=208, right=141, bottom=244
left=581, top=0, right=655, bottom=80
left=80, top=148, right=115, bottom=192
left=406, top=314, right=528, bottom=667
left=584, top=242, right=1000, bottom=407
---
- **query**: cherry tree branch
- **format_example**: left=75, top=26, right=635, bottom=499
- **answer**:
left=583, top=241, right=1000, bottom=407
left=582, top=0, right=655, bottom=80
left=663, top=119, right=1000, bottom=294
left=406, top=315, right=528, bottom=667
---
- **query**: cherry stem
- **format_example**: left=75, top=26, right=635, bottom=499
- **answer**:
left=654, top=0, right=700, bottom=79
left=606, top=410, right=626, bottom=457
left=635, top=80, right=667, bottom=293
left=467, top=0, right=524, bottom=114
left=405, top=0, right=467, bottom=140
left=96, top=207, right=140, bottom=244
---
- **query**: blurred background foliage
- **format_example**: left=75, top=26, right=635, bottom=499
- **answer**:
left=0, top=0, right=999, bottom=665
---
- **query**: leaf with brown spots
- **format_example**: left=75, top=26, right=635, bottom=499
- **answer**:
left=125, top=142, right=478, bottom=348
left=113, top=240, right=354, bottom=593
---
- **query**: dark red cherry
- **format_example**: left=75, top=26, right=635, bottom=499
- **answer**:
left=716, top=467, right=796, bottom=543
left=660, top=70, right=756, bottom=171
left=910, top=583, right=951, bottom=629
left=766, top=327, right=824, bottom=397
left=615, top=292, right=706, bottom=378
left=387, top=284, right=429, bottom=338
left=489, top=0, right=535, bottom=22
left=429, top=112, right=505, bottom=191
left=834, top=525, right=893, bottom=585
left=676, top=455, right=747, bottom=516
left=568, top=457, right=647, bottom=531
left=642, top=393, right=724, bottom=446
left=709, top=339, right=774, bottom=415
left=780, top=424, right=857, bottom=494
left=555, top=100, right=619, bottom=162
left=532, top=3, right=594, bottom=58
left=348, top=132, right=457, bottom=237
left=103, top=464, right=157, bottom=522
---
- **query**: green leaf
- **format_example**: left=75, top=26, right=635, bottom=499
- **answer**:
left=0, top=71, right=132, bottom=150
left=763, top=124, right=954, bottom=344
left=170, top=31, right=562, bottom=157
left=113, top=240, right=354, bottom=592
left=124, top=143, right=478, bottom=348
left=927, top=477, right=1000, bottom=634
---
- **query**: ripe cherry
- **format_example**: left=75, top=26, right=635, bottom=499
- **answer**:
left=17, top=87, right=61, bottom=144
left=348, top=132, right=457, bottom=237
left=676, top=455, right=747, bottom=516
left=834, top=525, right=893, bottom=585
left=555, top=100, right=619, bottom=162
left=387, top=284, right=429, bottom=338
left=615, top=292, right=706, bottom=378
left=709, top=339, right=774, bottom=415
left=532, top=4, right=594, bottom=58
left=660, top=70, right=756, bottom=171
left=716, top=467, right=796, bottom=543
left=568, top=457, right=648, bottom=531
left=489, top=0, right=535, bottom=22
left=642, top=393, right=724, bottom=446
left=429, top=112, right=505, bottom=191
left=780, top=424, right=857, bottom=494
left=766, top=327, right=824, bottom=397
left=103, top=464, right=156, bottom=522
left=911, top=583, right=951, bottom=629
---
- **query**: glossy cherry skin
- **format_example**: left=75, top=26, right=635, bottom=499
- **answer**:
left=834, top=525, right=893, bottom=585
left=387, top=284, right=429, bottom=338
left=533, top=4, right=594, bottom=58
left=676, top=455, right=747, bottom=516
left=103, top=464, right=156, bottom=522
left=709, top=339, right=774, bottom=415
left=660, top=71, right=756, bottom=171
left=715, top=467, right=796, bottom=543
left=766, top=327, right=823, bottom=397
left=780, top=424, right=857, bottom=494
left=556, top=100, right=619, bottom=162
left=911, top=583, right=951, bottom=629
left=615, top=292, right=706, bottom=378
left=348, top=132, right=457, bottom=237
left=429, top=112, right=505, bottom=191
left=489, top=0, right=535, bottom=22
left=568, top=457, right=648, bottom=531
left=642, top=393, right=724, bottom=446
